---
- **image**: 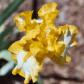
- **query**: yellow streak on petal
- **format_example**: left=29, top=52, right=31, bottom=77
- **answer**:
left=66, top=55, right=71, bottom=63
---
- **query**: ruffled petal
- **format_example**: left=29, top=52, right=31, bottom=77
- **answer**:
left=38, top=2, right=59, bottom=21
left=14, top=11, right=33, bottom=32
left=8, top=2, right=78, bottom=84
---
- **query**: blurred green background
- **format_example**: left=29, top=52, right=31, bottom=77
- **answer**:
left=0, top=0, right=84, bottom=84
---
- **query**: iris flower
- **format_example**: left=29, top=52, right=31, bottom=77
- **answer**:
left=8, top=2, right=78, bottom=84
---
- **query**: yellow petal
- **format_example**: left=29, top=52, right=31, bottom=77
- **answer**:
left=68, top=25, right=78, bottom=35
left=14, top=11, right=33, bottom=32
left=66, top=55, right=71, bottom=63
left=18, top=70, right=25, bottom=77
left=8, top=41, right=23, bottom=54
left=54, top=41, right=65, bottom=56
left=12, top=68, right=20, bottom=75
left=38, top=2, right=59, bottom=21
left=26, top=26, right=40, bottom=40
left=30, top=41, right=45, bottom=55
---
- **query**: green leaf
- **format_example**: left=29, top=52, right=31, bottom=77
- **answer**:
left=0, top=25, right=14, bottom=40
left=0, top=0, right=24, bottom=26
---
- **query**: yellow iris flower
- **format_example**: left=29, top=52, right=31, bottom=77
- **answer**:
left=8, top=2, right=78, bottom=84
